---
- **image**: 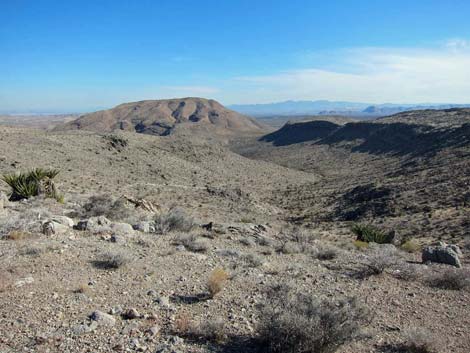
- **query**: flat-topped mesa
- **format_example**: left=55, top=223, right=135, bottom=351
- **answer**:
left=56, top=97, right=265, bottom=136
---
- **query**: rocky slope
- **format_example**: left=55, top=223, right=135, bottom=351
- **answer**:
left=57, top=98, right=266, bottom=136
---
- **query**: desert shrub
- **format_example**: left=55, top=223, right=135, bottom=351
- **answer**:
left=355, top=246, right=400, bottom=278
left=351, top=223, right=392, bottom=244
left=2, top=168, right=60, bottom=201
left=174, top=313, right=225, bottom=343
left=207, top=268, right=229, bottom=298
left=155, top=208, right=194, bottom=234
left=195, top=317, right=226, bottom=343
left=240, top=253, right=264, bottom=267
left=426, top=269, right=470, bottom=291
left=174, top=234, right=210, bottom=252
left=312, top=245, right=339, bottom=261
left=80, top=195, right=137, bottom=222
left=392, top=262, right=421, bottom=281
left=174, top=311, right=194, bottom=336
left=257, top=285, right=371, bottom=353
left=103, top=134, right=128, bottom=151
left=92, top=251, right=130, bottom=270
left=400, top=328, right=440, bottom=353
left=401, top=239, right=421, bottom=253
left=277, top=241, right=302, bottom=254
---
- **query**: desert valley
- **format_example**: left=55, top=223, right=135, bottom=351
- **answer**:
left=0, top=97, right=468, bottom=353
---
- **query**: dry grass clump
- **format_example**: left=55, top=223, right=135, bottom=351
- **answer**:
left=92, top=251, right=130, bottom=270
left=426, top=269, right=470, bottom=291
left=207, top=268, right=229, bottom=298
left=174, top=312, right=225, bottom=343
left=155, top=207, right=194, bottom=234
left=257, top=285, right=371, bottom=353
left=5, top=230, right=30, bottom=241
left=353, top=240, right=369, bottom=250
left=401, top=239, right=421, bottom=253
left=400, top=328, right=441, bottom=353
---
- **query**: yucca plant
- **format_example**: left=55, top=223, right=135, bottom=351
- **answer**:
left=351, top=223, right=392, bottom=244
left=2, top=168, right=60, bottom=201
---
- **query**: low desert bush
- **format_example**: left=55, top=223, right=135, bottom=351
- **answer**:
left=103, top=134, right=128, bottom=151
left=2, top=168, right=61, bottom=201
left=174, top=233, right=210, bottom=252
left=207, top=268, right=229, bottom=298
left=355, top=246, right=400, bottom=278
left=155, top=208, right=194, bottom=234
left=351, top=223, right=392, bottom=244
left=174, top=312, right=225, bottom=343
left=312, top=245, right=339, bottom=261
left=240, top=253, right=264, bottom=267
left=79, top=195, right=137, bottom=222
left=400, top=328, right=440, bottom=353
left=92, top=251, right=130, bottom=270
left=426, top=269, right=470, bottom=291
left=257, top=285, right=371, bottom=353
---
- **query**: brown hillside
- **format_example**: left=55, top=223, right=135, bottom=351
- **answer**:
left=57, top=97, right=265, bottom=135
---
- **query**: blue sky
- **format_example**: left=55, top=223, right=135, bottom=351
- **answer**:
left=2, top=0, right=470, bottom=112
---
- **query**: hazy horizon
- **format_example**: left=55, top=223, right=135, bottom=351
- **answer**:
left=3, top=1, right=470, bottom=112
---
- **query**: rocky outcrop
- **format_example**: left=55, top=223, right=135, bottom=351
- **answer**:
left=422, top=242, right=462, bottom=268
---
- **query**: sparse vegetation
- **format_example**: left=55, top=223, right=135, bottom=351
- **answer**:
left=257, top=284, right=371, bottom=353
left=174, top=233, right=210, bottom=252
left=401, top=239, right=421, bottom=253
left=355, top=246, right=400, bottom=278
left=312, top=244, right=339, bottom=260
left=207, top=268, right=229, bottom=298
left=353, top=240, right=369, bottom=250
left=351, top=223, right=392, bottom=244
left=103, top=134, right=128, bottom=151
left=92, top=251, right=130, bottom=270
left=400, top=328, right=440, bottom=353
left=155, top=208, right=194, bottom=234
left=78, top=195, right=137, bottom=222
left=426, top=269, right=470, bottom=290
left=2, top=168, right=61, bottom=201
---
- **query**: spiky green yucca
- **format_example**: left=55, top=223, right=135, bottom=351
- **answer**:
left=351, top=223, right=392, bottom=244
left=1, top=168, right=60, bottom=201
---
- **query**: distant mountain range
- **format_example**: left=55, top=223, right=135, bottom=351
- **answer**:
left=228, top=100, right=470, bottom=117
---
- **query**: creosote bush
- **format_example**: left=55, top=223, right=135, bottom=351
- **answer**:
left=207, top=268, right=229, bottom=298
left=2, top=168, right=61, bottom=201
left=351, top=223, right=392, bottom=244
left=257, top=284, right=371, bottom=353
left=155, top=207, right=194, bottom=234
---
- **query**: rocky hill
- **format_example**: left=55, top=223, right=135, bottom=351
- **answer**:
left=57, top=98, right=265, bottom=136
